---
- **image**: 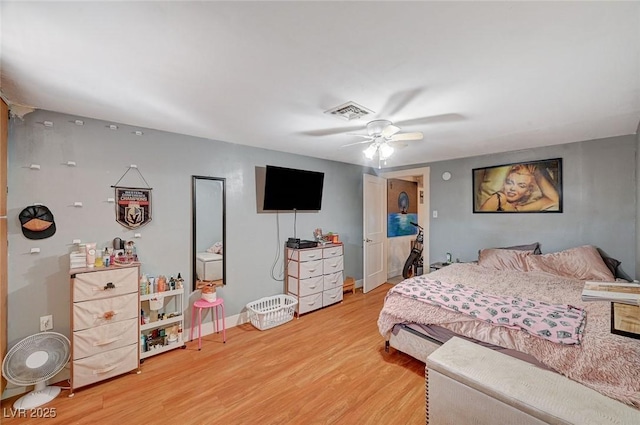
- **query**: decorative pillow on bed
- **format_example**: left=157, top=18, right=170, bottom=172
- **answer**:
left=595, top=249, right=630, bottom=281
left=524, top=245, right=614, bottom=281
left=206, top=242, right=223, bottom=254
left=498, top=242, right=542, bottom=255
left=478, top=248, right=531, bottom=271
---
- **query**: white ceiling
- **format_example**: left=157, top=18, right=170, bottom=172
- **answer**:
left=1, top=1, right=639, bottom=168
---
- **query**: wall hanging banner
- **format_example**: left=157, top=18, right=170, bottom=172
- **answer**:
left=114, top=187, right=152, bottom=229
left=112, top=165, right=153, bottom=229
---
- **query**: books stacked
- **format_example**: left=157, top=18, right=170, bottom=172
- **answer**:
left=70, top=252, right=86, bottom=269
left=581, top=281, right=640, bottom=306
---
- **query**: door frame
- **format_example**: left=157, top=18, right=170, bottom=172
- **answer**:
left=380, top=167, right=430, bottom=280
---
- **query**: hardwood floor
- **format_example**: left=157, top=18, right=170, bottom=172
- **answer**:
left=1, top=284, right=425, bottom=425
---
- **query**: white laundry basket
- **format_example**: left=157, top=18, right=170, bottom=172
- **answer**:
left=246, top=294, right=298, bottom=331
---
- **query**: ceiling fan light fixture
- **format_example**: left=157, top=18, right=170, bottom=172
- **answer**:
left=363, top=144, right=377, bottom=159
left=379, top=143, right=394, bottom=160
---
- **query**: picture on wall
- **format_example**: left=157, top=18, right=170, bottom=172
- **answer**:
left=473, top=158, right=562, bottom=213
left=387, top=179, right=418, bottom=237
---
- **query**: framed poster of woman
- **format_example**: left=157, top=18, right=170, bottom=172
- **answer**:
left=473, top=158, right=562, bottom=213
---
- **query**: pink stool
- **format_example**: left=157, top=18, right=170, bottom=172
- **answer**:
left=190, top=297, right=226, bottom=350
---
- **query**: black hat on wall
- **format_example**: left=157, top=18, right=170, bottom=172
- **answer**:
left=19, top=205, right=56, bottom=240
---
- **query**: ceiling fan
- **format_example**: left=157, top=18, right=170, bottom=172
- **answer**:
left=342, top=119, right=424, bottom=168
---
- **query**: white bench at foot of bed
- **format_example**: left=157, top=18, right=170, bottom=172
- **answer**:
left=426, top=337, right=640, bottom=425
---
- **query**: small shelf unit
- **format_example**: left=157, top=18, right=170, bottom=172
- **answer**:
left=140, top=286, right=186, bottom=361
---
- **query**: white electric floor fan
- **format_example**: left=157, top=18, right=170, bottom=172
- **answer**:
left=2, top=332, right=70, bottom=409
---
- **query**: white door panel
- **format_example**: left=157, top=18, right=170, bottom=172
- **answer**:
left=363, top=174, right=387, bottom=293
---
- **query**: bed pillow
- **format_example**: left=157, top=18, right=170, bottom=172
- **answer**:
left=499, top=242, right=542, bottom=255
left=206, top=242, right=223, bottom=254
left=477, top=242, right=541, bottom=261
left=595, top=249, right=629, bottom=280
left=478, top=248, right=531, bottom=271
left=524, top=245, right=614, bottom=281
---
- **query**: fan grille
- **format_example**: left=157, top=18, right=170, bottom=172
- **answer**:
left=2, top=332, right=70, bottom=386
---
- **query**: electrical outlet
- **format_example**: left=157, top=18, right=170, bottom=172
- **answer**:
left=40, top=315, right=53, bottom=331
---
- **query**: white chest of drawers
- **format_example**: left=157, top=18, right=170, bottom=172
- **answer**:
left=69, top=264, right=140, bottom=394
left=286, top=244, right=344, bottom=315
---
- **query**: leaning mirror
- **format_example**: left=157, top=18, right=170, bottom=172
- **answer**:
left=192, top=176, right=226, bottom=290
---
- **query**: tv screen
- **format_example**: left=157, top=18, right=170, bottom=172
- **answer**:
left=263, top=165, right=324, bottom=211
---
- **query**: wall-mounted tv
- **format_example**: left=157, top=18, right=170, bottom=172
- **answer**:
left=263, top=165, right=324, bottom=211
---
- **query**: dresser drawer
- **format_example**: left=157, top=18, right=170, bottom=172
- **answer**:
left=287, top=275, right=323, bottom=297
left=323, top=271, right=344, bottom=291
left=73, top=292, right=139, bottom=331
left=72, top=318, right=139, bottom=360
left=288, top=259, right=323, bottom=279
left=323, top=286, right=343, bottom=307
left=288, top=248, right=322, bottom=262
left=323, top=246, right=343, bottom=258
left=323, top=256, right=344, bottom=274
left=72, top=343, right=138, bottom=389
left=297, top=292, right=323, bottom=315
left=73, top=267, right=138, bottom=302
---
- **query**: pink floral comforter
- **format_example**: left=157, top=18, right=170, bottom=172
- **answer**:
left=390, top=277, right=585, bottom=344
left=378, top=263, right=640, bottom=408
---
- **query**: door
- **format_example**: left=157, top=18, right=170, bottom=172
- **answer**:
left=363, top=174, right=387, bottom=293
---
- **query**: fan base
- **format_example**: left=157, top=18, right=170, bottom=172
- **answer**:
left=13, top=386, right=61, bottom=410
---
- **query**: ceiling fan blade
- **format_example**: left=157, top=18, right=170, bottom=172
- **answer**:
left=340, top=140, right=374, bottom=148
left=394, top=113, right=465, bottom=128
left=389, top=141, right=408, bottom=149
left=345, top=133, right=373, bottom=138
left=381, top=124, right=400, bottom=138
left=299, top=125, right=364, bottom=137
left=377, top=87, right=425, bottom=118
left=389, top=132, right=423, bottom=142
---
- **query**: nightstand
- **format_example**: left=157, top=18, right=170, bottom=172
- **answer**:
left=430, top=262, right=452, bottom=271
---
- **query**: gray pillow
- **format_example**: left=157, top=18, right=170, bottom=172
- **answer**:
left=498, top=242, right=542, bottom=255
left=477, top=242, right=542, bottom=262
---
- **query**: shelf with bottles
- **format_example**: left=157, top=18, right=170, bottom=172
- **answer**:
left=138, top=272, right=186, bottom=361
left=139, top=273, right=184, bottom=296
left=140, top=288, right=183, bottom=301
left=140, top=322, right=185, bottom=360
left=140, top=312, right=183, bottom=331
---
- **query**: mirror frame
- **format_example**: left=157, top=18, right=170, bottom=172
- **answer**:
left=192, top=175, right=226, bottom=290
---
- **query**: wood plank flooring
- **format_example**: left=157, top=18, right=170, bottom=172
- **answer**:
left=1, top=284, right=425, bottom=425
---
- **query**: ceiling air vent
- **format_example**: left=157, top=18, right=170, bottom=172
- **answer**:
left=324, top=101, right=374, bottom=121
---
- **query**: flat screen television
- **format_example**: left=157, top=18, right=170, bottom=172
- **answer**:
left=263, top=165, right=324, bottom=211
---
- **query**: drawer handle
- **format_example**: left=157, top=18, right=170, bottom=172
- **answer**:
left=308, top=268, right=316, bottom=272
left=96, top=310, right=117, bottom=320
left=104, top=282, right=115, bottom=291
left=93, top=364, right=118, bottom=375
left=308, top=254, right=316, bottom=258
left=93, top=336, right=122, bottom=347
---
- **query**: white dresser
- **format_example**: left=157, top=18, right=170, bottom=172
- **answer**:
left=286, top=244, right=344, bottom=315
left=69, top=264, right=140, bottom=394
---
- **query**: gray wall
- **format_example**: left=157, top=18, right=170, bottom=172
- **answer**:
left=7, top=110, right=367, bottom=344
left=420, top=135, right=635, bottom=276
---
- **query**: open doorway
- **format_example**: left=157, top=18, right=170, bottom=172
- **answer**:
left=381, top=167, right=430, bottom=283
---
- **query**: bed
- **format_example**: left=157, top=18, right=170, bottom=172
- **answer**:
left=378, top=244, right=640, bottom=423
left=195, top=252, right=223, bottom=282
